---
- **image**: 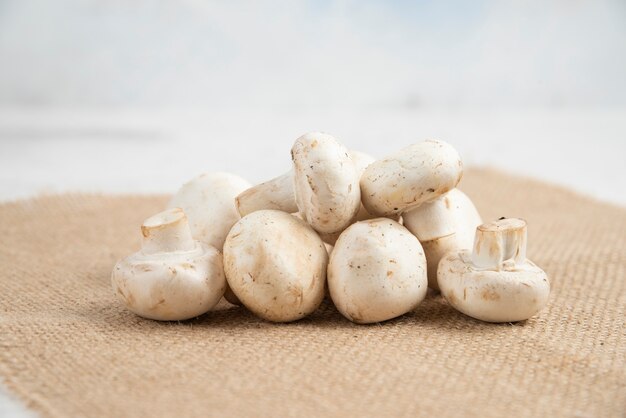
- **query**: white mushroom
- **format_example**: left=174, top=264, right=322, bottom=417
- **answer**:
left=168, top=172, right=251, bottom=250
left=236, top=132, right=361, bottom=234
left=328, top=218, right=428, bottom=324
left=438, top=218, right=550, bottom=323
left=360, top=140, right=463, bottom=216
left=403, top=188, right=482, bottom=290
left=237, top=170, right=298, bottom=214
left=317, top=150, right=402, bottom=245
left=111, top=208, right=225, bottom=321
left=168, top=172, right=250, bottom=306
left=223, top=210, right=327, bottom=322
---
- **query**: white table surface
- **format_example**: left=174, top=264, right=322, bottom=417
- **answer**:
left=1, top=107, right=625, bottom=205
left=1, top=106, right=625, bottom=416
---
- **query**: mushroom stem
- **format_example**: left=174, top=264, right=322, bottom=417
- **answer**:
left=141, top=208, right=196, bottom=254
left=235, top=171, right=298, bottom=217
left=471, top=218, right=527, bottom=271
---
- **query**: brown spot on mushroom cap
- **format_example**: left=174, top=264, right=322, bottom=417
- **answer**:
left=447, top=292, right=458, bottom=306
left=117, top=286, right=135, bottom=307
left=481, top=288, right=501, bottom=301
left=387, top=270, right=393, bottom=277
left=305, top=174, right=318, bottom=193
left=152, top=298, right=166, bottom=309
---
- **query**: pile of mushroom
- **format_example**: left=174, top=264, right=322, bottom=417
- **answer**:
left=112, top=132, right=550, bottom=324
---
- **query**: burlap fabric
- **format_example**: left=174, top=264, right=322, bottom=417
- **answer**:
left=0, top=169, right=624, bottom=417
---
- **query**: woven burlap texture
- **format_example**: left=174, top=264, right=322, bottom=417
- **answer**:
left=0, top=169, right=624, bottom=418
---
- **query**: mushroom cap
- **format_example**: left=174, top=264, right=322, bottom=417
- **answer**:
left=317, top=212, right=402, bottom=246
left=223, top=209, right=327, bottom=322
left=421, top=234, right=465, bottom=291
left=235, top=171, right=298, bottom=217
left=111, top=242, right=225, bottom=321
left=328, top=218, right=428, bottom=324
left=403, top=189, right=482, bottom=290
left=360, top=140, right=463, bottom=216
left=316, top=149, right=403, bottom=245
left=437, top=250, right=550, bottom=323
left=168, top=172, right=251, bottom=250
left=403, top=189, right=481, bottom=242
left=292, top=133, right=361, bottom=234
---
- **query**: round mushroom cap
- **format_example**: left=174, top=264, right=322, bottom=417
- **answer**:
left=292, top=132, right=361, bottom=234
left=328, top=218, right=428, bottom=324
left=112, top=243, right=225, bottom=321
left=437, top=250, right=550, bottom=323
left=421, top=234, right=465, bottom=290
left=317, top=211, right=402, bottom=246
left=223, top=210, right=327, bottom=322
left=403, top=189, right=481, bottom=242
left=403, top=189, right=482, bottom=289
left=314, top=148, right=372, bottom=245
left=360, top=140, right=463, bottom=216
left=168, top=172, right=251, bottom=250
left=315, top=150, right=398, bottom=245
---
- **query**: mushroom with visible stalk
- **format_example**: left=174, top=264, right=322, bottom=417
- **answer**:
left=168, top=172, right=251, bottom=306
left=328, top=218, right=428, bottom=324
left=438, top=217, right=550, bottom=323
left=223, top=210, right=327, bottom=322
left=111, top=208, right=225, bottom=321
left=235, top=132, right=361, bottom=234
left=403, top=188, right=482, bottom=290
left=360, top=140, right=463, bottom=217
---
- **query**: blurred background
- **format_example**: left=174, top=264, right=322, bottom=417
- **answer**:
left=0, top=0, right=625, bottom=205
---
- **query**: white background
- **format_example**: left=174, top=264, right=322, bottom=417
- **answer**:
left=1, top=1, right=625, bottom=416
left=1, top=106, right=625, bottom=205
left=1, top=1, right=625, bottom=205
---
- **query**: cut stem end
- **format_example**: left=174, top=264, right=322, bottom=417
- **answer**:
left=471, top=217, right=527, bottom=270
